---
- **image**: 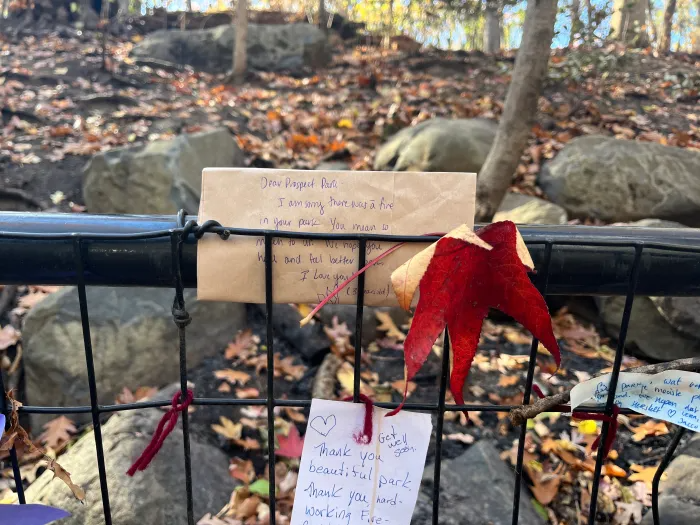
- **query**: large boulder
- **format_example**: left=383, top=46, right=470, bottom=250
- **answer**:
left=373, top=118, right=497, bottom=174
left=83, top=129, right=242, bottom=214
left=599, top=219, right=700, bottom=361
left=412, top=441, right=543, bottom=525
left=131, top=24, right=330, bottom=74
left=25, top=385, right=236, bottom=525
left=539, top=136, right=700, bottom=225
left=23, top=287, right=247, bottom=427
left=641, top=433, right=700, bottom=525
left=492, top=192, right=568, bottom=225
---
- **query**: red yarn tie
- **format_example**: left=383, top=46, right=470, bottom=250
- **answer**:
left=342, top=394, right=374, bottom=445
left=127, top=389, right=193, bottom=476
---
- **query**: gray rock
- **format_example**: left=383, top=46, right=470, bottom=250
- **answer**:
left=131, top=24, right=331, bottom=74
left=599, top=219, right=700, bottom=361
left=315, top=161, right=350, bottom=171
left=83, top=129, right=242, bottom=215
left=492, top=193, right=568, bottom=225
left=373, top=118, right=497, bottom=174
left=539, top=136, right=700, bottom=225
left=23, top=286, right=247, bottom=427
left=641, top=433, right=700, bottom=525
left=412, top=441, right=543, bottom=525
left=25, top=388, right=235, bottom=525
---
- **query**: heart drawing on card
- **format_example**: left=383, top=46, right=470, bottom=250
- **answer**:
left=309, top=414, right=337, bottom=437
left=668, top=409, right=677, bottom=418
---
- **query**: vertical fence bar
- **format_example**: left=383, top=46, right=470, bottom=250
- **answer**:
left=0, top=369, right=25, bottom=503
left=431, top=333, right=450, bottom=525
left=354, top=238, right=367, bottom=402
left=652, top=427, right=686, bottom=525
left=264, top=234, right=276, bottom=525
left=511, top=242, right=554, bottom=525
left=171, top=232, right=195, bottom=525
left=587, top=245, right=643, bottom=524
left=73, top=237, right=112, bottom=525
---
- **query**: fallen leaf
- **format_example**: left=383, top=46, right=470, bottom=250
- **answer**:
left=218, top=383, right=232, bottom=393
left=337, top=118, right=354, bottom=129
left=615, top=501, right=643, bottom=525
left=577, top=420, right=599, bottom=435
left=337, top=361, right=374, bottom=396
left=0, top=325, right=21, bottom=350
left=236, top=387, right=260, bottom=399
left=211, top=417, right=243, bottom=441
left=278, top=470, right=298, bottom=495
left=46, top=459, right=85, bottom=501
left=631, top=420, right=669, bottom=442
left=234, top=437, right=262, bottom=451
left=214, top=369, right=251, bottom=386
left=284, top=407, right=307, bottom=423
left=376, top=311, right=406, bottom=341
left=229, top=457, right=255, bottom=483
left=498, top=375, right=519, bottom=387
left=389, top=222, right=559, bottom=414
left=249, top=479, right=271, bottom=497
left=390, top=380, right=417, bottom=397
left=38, top=416, right=76, bottom=449
left=115, top=386, right=157, bottom=404
left=444, top=432, right=475, bottom=444
left=277, top=355, right=306, bottom=381
left=276, top=425, right=304, bottom=459
left=225, top=329, right=258, bottom=360
left=629, top=464, right=665, bottom=490
left=18, top=291, right=48, bottom=309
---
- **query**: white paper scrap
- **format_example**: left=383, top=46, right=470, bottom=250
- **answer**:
left=570, top=370, right=700, bottom=431
left=290, top=399, right=432, bottom=525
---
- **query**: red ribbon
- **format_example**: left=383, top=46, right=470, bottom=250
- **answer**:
left=342, top=394, right=374, bottom=445
left=530, top=385, right=619, bottom=460
left=127, top=388, right=193, bottom=476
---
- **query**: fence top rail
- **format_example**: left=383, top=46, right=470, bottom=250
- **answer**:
left=1, top=212, right=700, bottom=296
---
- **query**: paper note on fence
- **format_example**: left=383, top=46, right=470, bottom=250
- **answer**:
left=197, top=168, right=476, bottom=305
left=290, top=399, right=432, bottom=525
left=570, top=370, right=700, bottom=431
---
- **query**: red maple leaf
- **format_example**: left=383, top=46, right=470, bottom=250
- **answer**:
left=276, top=424, right=304, bottom=458
left=388, top=221, right=560, bottom=415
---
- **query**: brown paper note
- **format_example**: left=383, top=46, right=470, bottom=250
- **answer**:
left=197, top=168, right=476, bottom=306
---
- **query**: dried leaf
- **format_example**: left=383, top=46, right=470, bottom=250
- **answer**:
left=212, top=417, right=243, bottom=441
left=38, top=416, right=76, bottom=449
left=225, top=329, right=258, bottom=360
left=629, top=464, right=665, bottom=490
left=390, top=380, right=417, bottom=397
left=47, top=458, right=85, bottom=501
left=631, top=421, right=669, bottom=442
left=229, top=457, right=255, bottom=483
left=498, top=375, right=519, bottom=387
left=0, top=325, right=21, bottom=351
left=444, top=433, right=475, bottom=444
left=214, top=369, right=251, bottom=386
left=236, top=387, right=260, bottom=399
left=375, top=311, right=406, bottom=341
left=276, top=425, right=304, bottom=459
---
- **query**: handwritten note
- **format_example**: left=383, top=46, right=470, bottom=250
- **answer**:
left=570, top=370, right=700, bottom=431
left=197, top=168, right=476, bottom=305
left=290, top=399, right=432, bottom=525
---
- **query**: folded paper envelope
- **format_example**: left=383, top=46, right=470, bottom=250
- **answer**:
left=197, top=168, right=476, bottom=306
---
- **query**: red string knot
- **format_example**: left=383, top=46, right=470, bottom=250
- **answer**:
left=343, top=394, right=374, bottom=445
left=127, top=388, right=193, bottom=476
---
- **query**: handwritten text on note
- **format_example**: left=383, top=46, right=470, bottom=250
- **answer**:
left=290, top=399, right=432, bottom=525
left=197, top=168, right=476, bottom=305
left=570, top=370, right=700, bottom=431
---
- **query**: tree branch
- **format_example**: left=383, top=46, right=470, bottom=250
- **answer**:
left=508, top=357, right=700, bottom=426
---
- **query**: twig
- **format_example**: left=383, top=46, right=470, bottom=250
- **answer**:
left=508, top=357, right=700, bottom=426
left=312, top=353, right=343, bottom=400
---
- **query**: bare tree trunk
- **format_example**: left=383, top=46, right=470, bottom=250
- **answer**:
left=646, top=0, right=658, bottom=43
left=611, top=0, right=650, bottom=47
left=484, top=5, right=501, bottom=54
left=569, top=0, right=581, bottom=47
left=101, top=0, right=110, bottom=71
left=584, top=0, right=593, bottom=39
left=475, top=0, right=558, bottom=220
left=318, top=0, right=327, bottom=33
left=694, top=0, right=700, bottom=52
left=186, top=0, right=192, bottom=11
left=660, top=0, right=677, bottom=52
left=230, top=0, right=248, bottom=84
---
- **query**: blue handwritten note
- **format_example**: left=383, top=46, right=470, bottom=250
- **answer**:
left=291, top=399, right=432, bottom=525
left=570, top=370, right=700, bottom=431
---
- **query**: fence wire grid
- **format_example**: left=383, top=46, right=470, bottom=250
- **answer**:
left=1, top=210, right=699, bottom=525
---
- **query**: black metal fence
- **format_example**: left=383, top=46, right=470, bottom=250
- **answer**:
left=2, top=210, right=700, bottom=525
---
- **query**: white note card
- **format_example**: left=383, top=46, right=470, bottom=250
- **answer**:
left=291, top=399, right=432, bottom=525
left=570, top=370, right=700, bottom=431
